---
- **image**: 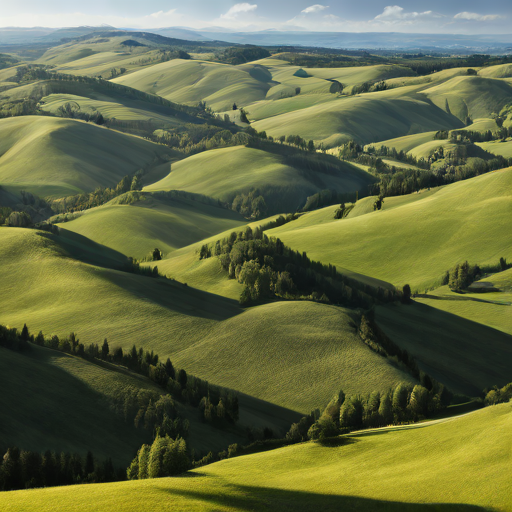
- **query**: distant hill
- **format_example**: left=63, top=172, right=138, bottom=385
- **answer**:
left=0, top=116, right=175, bottom=197
left=267, top=168, right=512, bottom=291
left=144, top=144, right=375, bottom=214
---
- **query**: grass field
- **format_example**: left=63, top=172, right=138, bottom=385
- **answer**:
left=0, top=343, right=299, bottom=465
left=144, top=145, right=375, bottom=213
left=0, top=227, right=414, bottom=414
left=113, top=59, right=274, bottom=112
left=267, top=168, right=512, bottom=291
left=58, top=192, right=247, bottom=258
left=422, top=76, right=512, bottom=122
left=0, top=116, right=174, bottom=197
left=39, top=93, right=186, bottom=129
left=251, top=86, right=463, bottom=147
left=3, top=403, right=511, bottom=511
left=0, top=345, right=152, bottom=466
left=477, top=140, right=512, bottom=158
left=376, top=300, right=512, bottom=396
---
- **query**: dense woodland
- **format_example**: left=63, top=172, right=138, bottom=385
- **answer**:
left=199, top=224, right=401, bottom=308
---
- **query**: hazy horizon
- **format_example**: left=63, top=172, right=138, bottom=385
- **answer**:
left=0, top=1, right=510, bottom=35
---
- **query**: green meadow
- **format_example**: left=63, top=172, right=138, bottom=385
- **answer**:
left=2, top=403, right=511, bottom=511
left=1, top=34, right=512, bottom=510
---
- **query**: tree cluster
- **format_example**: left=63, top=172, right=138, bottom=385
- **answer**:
left=446, top=261, right=480, bottom=292
left=200, top=227, right=401, bottom=308
left=0, top=448, right=120, bottom=491
left=127, top=435, right=189, bottom=480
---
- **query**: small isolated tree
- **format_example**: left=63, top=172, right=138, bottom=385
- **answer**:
left=232, top=102, right=237, bottom=110
left=152, top=248, right=162, bottom=261
left=401, top=284, right=412, bottom=304
left=101, top=339, right=109, bottom=360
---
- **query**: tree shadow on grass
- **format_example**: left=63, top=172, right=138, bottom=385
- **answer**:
left=162, top=483, right=491, bottom=512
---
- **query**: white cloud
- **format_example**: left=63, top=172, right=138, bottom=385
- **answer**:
left=220, top=3, right=258, bottom=20
left=374, top=5, right=438, bottom=22
left=301, top=5, right=329, bottom=14
left=454, top=12, right=501, bottom=21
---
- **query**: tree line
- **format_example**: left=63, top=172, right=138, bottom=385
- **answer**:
left=0, top=448, right=121, bottom=491
left=199, top=226, right=401, bottom=308
left=3, top=323, right=239, bottom=429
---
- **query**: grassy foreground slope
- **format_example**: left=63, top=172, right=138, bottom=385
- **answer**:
left=4, top=404, right=511, bottom=511
left=0, top=116, right=174, bottom=197
left=59, top=192, right=246, bottom=258
left=0, top=228, right=413, bottom=413
left=268, top=168, right=512, bottom=290
left=144, top=145, right=375, bottom=212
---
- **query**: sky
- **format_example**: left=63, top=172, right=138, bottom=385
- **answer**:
left=0, top=1, right=510, bottom=34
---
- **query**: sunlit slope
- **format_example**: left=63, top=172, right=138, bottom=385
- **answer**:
left=0, top=228, right=412, bottom=413
left=0, top=227, right=233, bottom=358
left=268, top=168, right=512, bottom=290
left=60, top=193, right=246, bottom=258
left=4, top=404, right=512, bottom=512
left=37, top=35, right=167, bottom=76
left=39, top=93, right=186, bottom=129
left=479, top=63, right=512, bottom=78
left=144, top=145, right=375, bottom=212
left=376, top=301, right=512, bottom=396
left=410, top=268, right=512, bottom=339
left=172, top=301, right=416, bottom=413
left=422, top=76, right=512, bottom=122
left=251, top=88, right=462, bottom=148
left=0, top=116, right=173, bottom=197
left=367, top=131, right=438, bottom=153
left=113, top=59, right=273, bottom=111
left=477, top=140, right=512, bottom=159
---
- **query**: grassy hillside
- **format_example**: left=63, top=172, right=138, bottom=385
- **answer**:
left=422, top=76, right=512, bottom=122
left=267, top=168, right=512, bottom=291
left=0, top=116, right=174, bottom=197
left=376, top=301, right=512, bottom=396
left=113, top=59, right=274, bottom=112
left=477, top=140, right=512, bottom=159
left=3, top=403, right=511, bottom=511
left=144, top=145, right=375, bottom=213
left=39, top=93, right=186, bottom=129
left=0, top=345, right=152, bottom=466
left=251, top=87, right=462, bottom=148
left=0, top=227, right=414, bottom=413
left=58, top=192, right=246, bottom=258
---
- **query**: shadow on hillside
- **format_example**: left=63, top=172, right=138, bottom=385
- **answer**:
left=163, top=483, right=489, bottom=511
left=376, top=301, right=512, bottom=397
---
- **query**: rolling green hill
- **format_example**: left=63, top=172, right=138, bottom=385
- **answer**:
left=0, top=227, right=414, bottom=414
left=0, top=345, right=152, bottom=466
left=250, top=87, right=463, bottom=148
left=0, top=116, right=175, bottom=197
left=144, top=144, right=375, bottom=213
left=376, top=301, right=512, bottom=396
left=3, top=403, right=511, bottom=511
left=58, top=192, right=247, bottom=258
left=267, top=168, right=512, bottom=291
left=422, top=76, right=512, bottom=122
left=113, top=59, right=274, bottom=112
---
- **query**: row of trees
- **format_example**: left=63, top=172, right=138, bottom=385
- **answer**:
left=200, top=227, right=401, bottom=308
left=289, top=380, right=451, bottom=442
left=15, top=324, right=239, bottom=430
left=0, top=448, right=120, bottom=491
